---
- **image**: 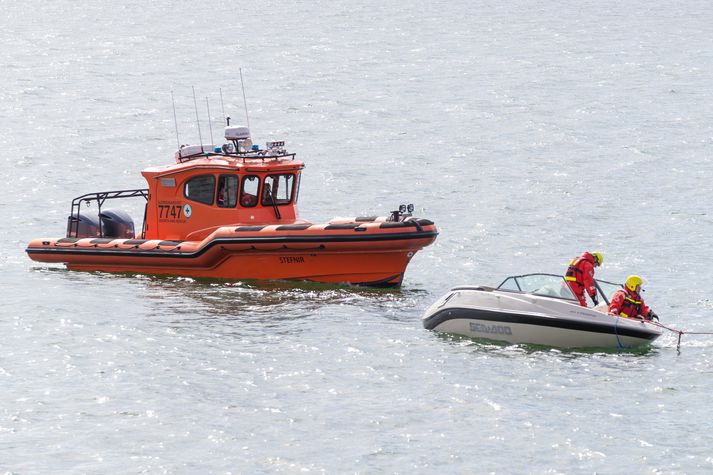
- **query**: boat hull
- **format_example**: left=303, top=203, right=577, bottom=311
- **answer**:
left=423, top=288, right=662, bottom=349
left=27, top=220, right=438, bottom=287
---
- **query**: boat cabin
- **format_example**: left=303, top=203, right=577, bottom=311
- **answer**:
left=67, top=127, right=305, bottom=241
left=142, top=151, right=304, bottom=240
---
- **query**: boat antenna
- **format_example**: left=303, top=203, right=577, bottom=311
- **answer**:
left=171, top=89, right=180, bottom=148
left=191, top=86, right=204, bottom=152
left=219, top=88, right=229, bottom=126
left=239, top=68, right=251, bottom=130
left=205, top=97, right=215, bottom=146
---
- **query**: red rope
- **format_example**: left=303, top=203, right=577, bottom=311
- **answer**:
left=651, top=321, right=682, bottom=333
left=650, top=322, right=713, bottom=351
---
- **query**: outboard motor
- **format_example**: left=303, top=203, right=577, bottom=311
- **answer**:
left=99, top=209, right=135, bottom=238
left=66, top=209, right=135, bottom=238
left=66, top=212, right=101, bottom=238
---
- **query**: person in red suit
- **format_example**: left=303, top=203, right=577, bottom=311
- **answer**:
left=608, top=275, right=658, bottom=321
left=565, top=251, right=603, bottom=307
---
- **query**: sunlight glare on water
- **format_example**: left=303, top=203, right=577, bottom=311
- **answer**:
left=2, top=0, right=713, bottom=472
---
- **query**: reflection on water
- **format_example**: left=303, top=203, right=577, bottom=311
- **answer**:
left=139, top=274, right=423, bottom=313
left=32, top=266, right=430, bottom=336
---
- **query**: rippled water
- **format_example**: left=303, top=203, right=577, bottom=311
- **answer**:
left=3, top=0, right=713, bottom=472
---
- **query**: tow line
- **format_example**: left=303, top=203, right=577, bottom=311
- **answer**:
left=651, top=322, right=713, bottom=352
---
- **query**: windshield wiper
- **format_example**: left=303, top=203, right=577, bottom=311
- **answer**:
left=264, top=184, right=281, bottom=220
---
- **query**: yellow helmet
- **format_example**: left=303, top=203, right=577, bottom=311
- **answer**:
left=625, top=275, right=643, bottom=292
left=592, top=252, right=603, bottom=266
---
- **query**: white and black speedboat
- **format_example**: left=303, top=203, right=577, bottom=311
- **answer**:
left=422, top=273, right=662, bottom=349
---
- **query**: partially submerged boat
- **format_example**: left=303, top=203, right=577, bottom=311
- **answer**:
left=422, top=273, right=662, bottom=349
left=26, top=125, right=438, bottom=286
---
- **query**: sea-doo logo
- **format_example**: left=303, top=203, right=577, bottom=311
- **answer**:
left=470, top=322, right=513, bottom=335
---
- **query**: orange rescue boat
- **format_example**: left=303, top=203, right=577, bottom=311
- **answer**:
left=26, top=124, right=438, bottom=286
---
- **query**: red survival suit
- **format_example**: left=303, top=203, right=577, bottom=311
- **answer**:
left=565, top=252, right=598, bottom=307
left=608, top=287, right=653, bottom=320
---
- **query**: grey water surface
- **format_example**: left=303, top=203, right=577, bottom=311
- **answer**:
left=2, top=0, right=713, bottom=472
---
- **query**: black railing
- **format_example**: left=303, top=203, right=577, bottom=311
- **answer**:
left=176, top=148, right=297, bottom=163
left=66, top=189, right=149, bottom=238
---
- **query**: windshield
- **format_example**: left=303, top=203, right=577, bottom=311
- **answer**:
left=497, top=273, right=623, bottom=305
left=497, top=274, right=577, bottom=301
left=594, top=279, right=623, bottom=305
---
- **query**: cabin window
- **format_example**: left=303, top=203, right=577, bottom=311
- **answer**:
left=216, top=175, right=238, bottom=208
left=240, top=175, right=260, bottom=208
left=261, top=174, right=295, bottom=206
left=184, top=175, right=215, bottom=205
